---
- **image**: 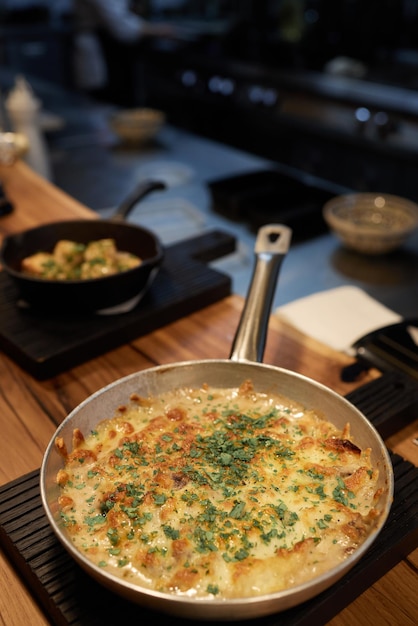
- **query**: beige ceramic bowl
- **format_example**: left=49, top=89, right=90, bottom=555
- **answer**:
left=109, top=108, right=165, bottom=145
left=0, top=132, right=29, bottom=165
left=323, top=192, right=418, bottom=254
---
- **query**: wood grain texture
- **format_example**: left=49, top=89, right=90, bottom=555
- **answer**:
left=0, top=161, right=94, bottom=237
left=0, top=161, right=417, bottom=626
left=0, top=551, right=49, bottom=626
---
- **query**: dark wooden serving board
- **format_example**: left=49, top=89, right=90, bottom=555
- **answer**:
left=0, top=230, right=235, bottom=379
left=0, top=452, right=417, bottom=626
left=1, top=381, right=418, bottom=626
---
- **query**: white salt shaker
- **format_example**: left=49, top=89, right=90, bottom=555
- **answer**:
left=5, top=75, right=52, bottom=180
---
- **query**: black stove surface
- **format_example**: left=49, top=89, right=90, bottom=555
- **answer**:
left=209, top=169, right=336, bottom=241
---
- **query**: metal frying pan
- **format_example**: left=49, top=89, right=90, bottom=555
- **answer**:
left=40, top=225, right=393, bottom=620
left=0, top=180, right=165, bottom=312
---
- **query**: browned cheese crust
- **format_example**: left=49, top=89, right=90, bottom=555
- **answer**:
left=56, top=380, right=382, bottom=599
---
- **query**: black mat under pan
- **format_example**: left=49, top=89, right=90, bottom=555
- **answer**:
left=1, top=374, right=418, bottom=626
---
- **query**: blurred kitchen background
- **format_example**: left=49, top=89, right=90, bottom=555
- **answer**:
left=1, top=0, right=418, bottom=312
left=2, top=0, right=418, bottom=192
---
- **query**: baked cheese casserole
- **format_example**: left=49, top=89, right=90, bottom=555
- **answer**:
left=55, top=380, right=382, bottom=599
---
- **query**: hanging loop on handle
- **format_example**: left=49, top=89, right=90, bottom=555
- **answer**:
left=230, top=224, right=292, bottom=364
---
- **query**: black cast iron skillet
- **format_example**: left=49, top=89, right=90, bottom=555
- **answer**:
left=0, top=180, right=165, bottom=313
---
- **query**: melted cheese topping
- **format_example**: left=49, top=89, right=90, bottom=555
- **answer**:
left=56, top=380, right=382, bottom=599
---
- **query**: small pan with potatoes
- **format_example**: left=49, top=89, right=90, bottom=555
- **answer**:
left=0, top=180, right=165, bottom=312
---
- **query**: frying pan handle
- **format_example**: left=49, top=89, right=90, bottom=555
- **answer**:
left=230, top=224, right=292, bottom=363
left=111, top=180, right=167, bottom=221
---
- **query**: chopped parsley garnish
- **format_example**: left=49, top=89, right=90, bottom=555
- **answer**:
left=57, top=383, right=377, bottom=600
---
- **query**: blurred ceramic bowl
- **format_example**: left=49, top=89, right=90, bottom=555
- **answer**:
left=323, top=193, right=418, bottom=254
left=109, top=108, right=166, bottom=145
left=0, top=132, right=29, bottom=165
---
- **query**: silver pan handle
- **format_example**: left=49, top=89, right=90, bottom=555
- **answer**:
left=229, top=224, right=292, bottom=364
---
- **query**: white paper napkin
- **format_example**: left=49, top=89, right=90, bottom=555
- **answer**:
left=275, top=286, right=402, bottom=353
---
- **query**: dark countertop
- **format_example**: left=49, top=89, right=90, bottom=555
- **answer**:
left=1, top=67, right=418, bottom=321
left=48, top=119, right=418, bottom=321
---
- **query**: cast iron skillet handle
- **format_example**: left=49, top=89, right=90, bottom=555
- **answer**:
left=230, top=224, right=292, bottom=364
left=111, top=180, right=167, bottom=222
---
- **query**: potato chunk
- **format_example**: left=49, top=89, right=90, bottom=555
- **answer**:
left=115, top=251, right=142, bottom=271
left=21, top=252, right=59, bottom=278
left=53, top=240, right=85, bottom=268
left=21, top=238, right=141, bottom=280
left=84, top=239, right=117, bottom=262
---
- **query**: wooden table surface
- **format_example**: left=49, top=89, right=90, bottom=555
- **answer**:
left=0, top=161, right=417, bottom=626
